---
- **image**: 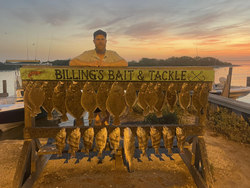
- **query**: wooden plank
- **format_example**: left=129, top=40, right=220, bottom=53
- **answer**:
left=198, top=137, right=214, bottom=188
left=12, top=141, right=32, bottom=188
left=21, top=154, right=52, bottom=188
left=23, top=124, right=205, bottom=139
left=31, top=139, right=37, bottom=174
left=180, top=152, right=208, bottom=188
left=208, top=94, right=250, bottom=114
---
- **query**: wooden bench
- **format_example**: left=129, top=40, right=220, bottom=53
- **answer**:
left=13, top=66, right=214, bottom=188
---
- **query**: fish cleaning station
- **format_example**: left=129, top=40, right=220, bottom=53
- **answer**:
left=13, top=66, right=214, bottom=188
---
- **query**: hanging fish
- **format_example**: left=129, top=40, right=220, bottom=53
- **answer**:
left=106, top=82, right=127, bottom=126
left=42, top=81, right=54, bottom=120
left=162, top=126, right=173, bottom=155
left=199, top=83, right=209, bottom=109
left=137, top=83, right=149, bottom=116
left=154, top=83, right=165, bottom=117
left=81, top=82, right=97, bottom=120
left=66, top=82, right=85, bottom=126
left=124, top=127, right=135, bottom=172
left=136, top=126, right=149, bottom=157
left=96, top=82, right=109, bottom=118
left=82, top=127, right=94, bottom=155
left=24, top=81, right=36, bottom=117
left=52, top=81, right=68, bottom=122
left=179, top=83, right=191, bottom=115
left=68, top=127, right=81, bottom=158
left=125, top=82, right=137, bottom=113
left=145, top=83, right=158, bottom=114
left=28, top=81, right=45, bottom=115
left=192, top=83, right=202, bottom=117
left=150, top=127, right=161, bottom=155
left=176, top=127, right=186, bottom=153
left=55, top=128, right=66, bottom=157
left=95, top=127, right=107, bottom=158
left=166, top=83, right=177, bottom=113
left=109, top=127, right=121, bottom=154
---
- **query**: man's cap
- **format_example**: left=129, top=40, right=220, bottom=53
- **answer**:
left=93, top=30, right=107, bottom=39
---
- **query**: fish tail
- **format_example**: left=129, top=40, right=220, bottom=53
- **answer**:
left=129, top=162, right=133, bottom=173
left=97, top=150, right=103, bottom=158
left=101, top=110, right=107, bottom=118
left=184, top=109, right=188, bottom=115
left=57, top=151, right=62, bottom=157
left=110, top=149, right=116, bottom=155
left=76, top=118, right=84, bottom=127
left=156, top=111, right=162, bottom=118
left=142, top=150, right=147, bottom=157
left=88, top=113, right=95, bottom=120
left=129, top=107, right=133, bottom=113
left=61, top=114, right=68, bottom=122
left=30, top=111, right=37, bottom=117
left=170, top=107, right=175, bottom=113
left=168, top=148, right=173, bottom=155
left=34, top=107, right=41, bottom=114
left=85, top=149, right=89, bottom=155
left=71, top=151, right=76, bottom=158
left=155, top=148, right=159, bottom=155
left=149, top=106, right=154, bottom=113
left=143, top=108, right=149, bottom=116
left=47, top=112, right=53, bottom=120
left=113, top=117, right=120, bottom=126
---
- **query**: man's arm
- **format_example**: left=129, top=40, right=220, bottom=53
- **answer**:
left=69, top=59, right=98, bottom=67
left=100, top=59, right=128, bottom=67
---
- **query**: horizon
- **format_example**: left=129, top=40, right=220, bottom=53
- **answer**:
left=1, top=0, right=250, bottom=65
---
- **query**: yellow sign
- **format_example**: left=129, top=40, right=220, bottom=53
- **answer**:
left=20, top=67, right=214, bottom=82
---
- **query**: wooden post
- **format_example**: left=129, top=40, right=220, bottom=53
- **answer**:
left=247, top=77, right=250, bottom=87
left=0, top=80, right=8, bottom=97
left=221, top=67, right=232, bottom=98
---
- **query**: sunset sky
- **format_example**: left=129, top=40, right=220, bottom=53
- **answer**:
left=1, top=0, right=250, bottom=63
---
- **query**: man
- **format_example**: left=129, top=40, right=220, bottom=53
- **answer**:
left=69, top=30, right=128, bottom=125
left=69, top=29, right=128, bottom=67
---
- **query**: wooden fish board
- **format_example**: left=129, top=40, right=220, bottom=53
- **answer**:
left=13, top=66, right=214, bottom=188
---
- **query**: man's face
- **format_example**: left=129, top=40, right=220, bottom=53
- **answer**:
left=94, top=34, right=107, bottom=51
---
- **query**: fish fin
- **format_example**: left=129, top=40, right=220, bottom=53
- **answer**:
left=113, top=117, right=120, bottom=126
left=155, top=148, right=159, bottom=155
left=101, top=110, right=107, bottom=118
left=75, top=118, right=84, bottom=127
left=97, top=150, right=103, bottom=158
left=61, top=114, right=69, bottom=122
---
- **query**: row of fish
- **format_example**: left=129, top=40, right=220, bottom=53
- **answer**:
left=24, top=81, right=209, bottom=126
left=55, top=126, right=186, bottom=170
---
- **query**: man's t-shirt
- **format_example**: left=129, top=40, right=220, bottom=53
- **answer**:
left=73, top=49, right=124, bottom=63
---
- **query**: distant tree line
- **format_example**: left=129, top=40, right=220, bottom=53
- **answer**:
left=0, top=56, right=232, bottom=70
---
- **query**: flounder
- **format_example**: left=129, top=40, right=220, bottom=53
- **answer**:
left=96, top=82, right=109, bottom=118
left=145, top=83, right=158, bottom=113
left=162, top=126, right=173, bottom=155
left=95, top=127, right=107, bottom=158
left=136, top=126, right=149, bottom=157
left=24, top=81, right=36, bottom=117
left=68, top=127, right=81, bottom=158
left=154, top=83, right=165, bottom=117
left=179, top=83, right=191, bottom=115
left=106, top=82, right=127, bottom=126
left=150, top=126, right=161, bottom=155
left=109, top=127, right=121, bottom=154
left=55, top=128, right=66, bottom=157
left=192, top=83, right=202, bottom=117
left=166, top=83, right=177, bottom=113
left=137, top=83, right=149, bottom=116
left=52, top=81, right=68, bottom=122
left=66, top=82, right=85, bottom=126
left=125, top=82, right=137, bottom=113
left=176, top=127, right=186, bottom=153
left=124, top=127, right=135, bottom=172
left=42, top=81, right=54, bottom=120
left=29, top=81, right=45, bottom=114
left=81, top=82, right=97, bottom=120
left=82, top=127, right=94, bottom=155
